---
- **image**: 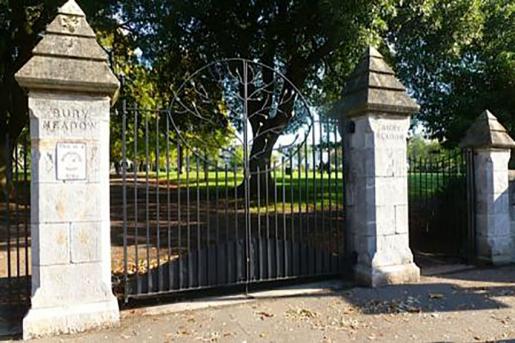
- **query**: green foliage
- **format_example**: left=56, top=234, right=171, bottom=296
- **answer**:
left=1, top=0, right=513, bottom=168
left=407, top=136, right=443, bottom=160
left=385, top=0, right=514, bottom=146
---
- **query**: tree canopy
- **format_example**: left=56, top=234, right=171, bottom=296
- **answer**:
left=1, top=0, right=513, bottom=170
left=384, top=0, right=514, bottom=146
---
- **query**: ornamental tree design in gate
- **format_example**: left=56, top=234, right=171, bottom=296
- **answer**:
left=113, top=59, right=348, bottom=300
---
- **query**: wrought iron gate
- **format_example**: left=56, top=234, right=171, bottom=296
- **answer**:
left=408, top=149, right=476, bottom=261
left=113, top=59, right=348, bottom=301
left=1, top=129, right=31, bottom=324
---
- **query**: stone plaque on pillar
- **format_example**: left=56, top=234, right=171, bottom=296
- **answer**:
left=338, top=47, right=420, bottom=287
left=15, top=0, right=120, bottom=338
left=461, top=110, right=515, bottom=264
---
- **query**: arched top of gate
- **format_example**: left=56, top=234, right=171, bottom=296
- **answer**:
left=168, top=58, right=315, bottom=172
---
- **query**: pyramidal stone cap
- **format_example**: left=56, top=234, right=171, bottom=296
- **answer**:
left=339, top=46, right=419, bottom=117
left=460, top=110, right=515, bottom=149
left=15, top=0, right=119, bottom=98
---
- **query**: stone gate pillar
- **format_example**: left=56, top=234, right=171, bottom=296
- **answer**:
left=339, top=47, right=420, bottom=287
left=15, top=0, right=120, bottom=338
left=461, top=110, right=515, bottom=264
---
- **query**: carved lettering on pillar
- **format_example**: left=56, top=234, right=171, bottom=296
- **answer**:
left=42, top=108, right=97, bottom=134
left=375, top=124, right=405, bottom=141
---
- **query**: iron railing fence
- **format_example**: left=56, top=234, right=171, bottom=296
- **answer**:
left=1, top=130, right=31, bottom=307
left=408, top=149, right=475, bottom=261
left=111, top=105, right=348, bottom=302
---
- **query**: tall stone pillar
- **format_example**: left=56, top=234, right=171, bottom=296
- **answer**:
left=15, top=0, right=120, bottom=338
left=461, top=110, right=515, bottom=264
left=339, top=47, right=420, bottom=287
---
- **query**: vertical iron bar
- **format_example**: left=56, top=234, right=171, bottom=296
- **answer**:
left=234, top=164, right=238, bottom=283
left=177, top=142, right=183, bottom=289
left=319, top=119, right=325, bottom=273
left=274, top=163, right=278, bottom=279
left=145, top=113, right=152, bottom=292
left=265, top=165, right=270, bottom=279
left=186, top=152, right=191, bottom=288
left=282, top=157, right=286, bottom=278
left=304, top=139, right=309, bottom=275
left=5, top=133, right=13, bottom=294
left=289, top=156, right=294, bottom=276
left=215, top=162, right=219, bottom=284
left=121, top=99, right=128, bottom=299
left=341, top=135, right=348, bottom=271
left=327, top=123, right=333, bottom=273
left=257, top=166, right=262, bottom=280
left=23, top=133, right=29, bottom=297
left=242, top=60, right=251, bottom=290
left=155, top=112, right=162, bottom=292
left=225, top=165, right=229, bottom=284
left=196, top=154, right=201, bottom=287
left=312, top=120, right=317, bottom=274
left=134, top=106, right=140, bottom=294
left=14, top=141, right=19, bottom=279
left=204, top=155, right=210, bottom=286
left=166, top=114, right=172, bottom=290
left=6, top=134, right=11, bottom=284
left=297, top=146, right=302, bottom=275
left=333, top=125, right=339, bottom=271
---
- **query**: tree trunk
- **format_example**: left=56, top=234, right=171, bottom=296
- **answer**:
left=236, top=128, right=280, bottom=198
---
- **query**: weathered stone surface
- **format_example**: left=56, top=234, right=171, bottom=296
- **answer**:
left=461, top=110, right=515, bottom=264
left=472, top=149, right=514, bottom=264
left=336, top=47, right=420, bottom=118
left=340, top=47, right=420, bottom=287
left=355, top=262, right=420, bottom=288
left=15, top=0, right=118, bottom=97
left=70, top=222, right=102, bottom=263
left=461, top=110, right=515, bottom=149
left=31, top=223, right=70, bottom=266
left=16, top=0, right=120, bottom=339
left=23, top=299, right=119, bottom=340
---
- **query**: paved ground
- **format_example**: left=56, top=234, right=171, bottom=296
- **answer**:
left=4, top=265, right=515, bottom=342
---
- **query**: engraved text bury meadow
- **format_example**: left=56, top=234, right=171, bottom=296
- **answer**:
left=375, top=123, right=405, bottom=141
left=42, top=108, right=97, bottom=133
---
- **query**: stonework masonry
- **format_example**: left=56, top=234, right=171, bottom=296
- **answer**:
left=15, top=0, right=120, bottom=339
left=461, top=111, right=515, bottom=265
left=339, top=47, right=420, bottom=287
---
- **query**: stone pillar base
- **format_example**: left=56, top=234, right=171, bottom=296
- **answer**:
left=477, top=235, right=513, bottom=265
left=354, top=263, right=420, bottom=288
left=23, top=297, right=119, bottom=340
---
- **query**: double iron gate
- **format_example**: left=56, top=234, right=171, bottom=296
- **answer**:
left=0, top=60, right=477, bottom=309
left=113, top=59, right=348, bottom=301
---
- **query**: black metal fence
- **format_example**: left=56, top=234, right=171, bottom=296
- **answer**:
left=1, top=130, right=31, bottom=308
left=408, top=149, right=475, bottom=260
left=111, top=105, right=348, bottom=301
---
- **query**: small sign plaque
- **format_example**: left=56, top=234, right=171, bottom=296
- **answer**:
left=56, top=143, right=86, bottom=181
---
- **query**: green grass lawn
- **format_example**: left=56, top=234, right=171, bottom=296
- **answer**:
left=118, top=170, right=465, bottom=207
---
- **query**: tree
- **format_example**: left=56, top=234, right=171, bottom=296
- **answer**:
left=0, top=0, right=121, bottom=185
left=117, top=0, right=394, bottom=191
left=384, top=0, right=514, bottom=147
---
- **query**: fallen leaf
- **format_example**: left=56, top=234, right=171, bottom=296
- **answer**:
left=429, top=293, right=444, bottom=299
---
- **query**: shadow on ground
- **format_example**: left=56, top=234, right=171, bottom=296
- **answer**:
left=249, top=265, right=515, bottom=315
left=2, top=265, right=514, bottom=340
